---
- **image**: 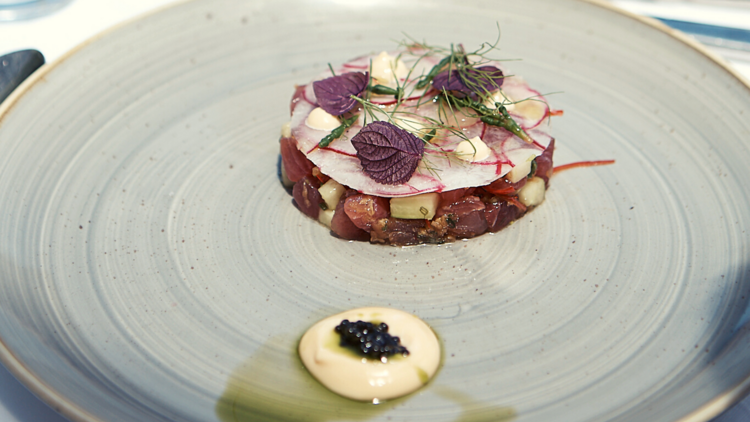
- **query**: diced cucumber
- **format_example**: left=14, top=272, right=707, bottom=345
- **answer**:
left=518, top=177, right=545, bottom=207
left=318, top=179, right=345, bottom=210
left=506, top=154, right=536, bottom=183
left=318, top=209, right=335, bottom=228
left=390, top=193, right=440, bottom=220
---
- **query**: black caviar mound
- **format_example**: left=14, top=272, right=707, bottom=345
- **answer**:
left=335, top=319, right=409, bottom=360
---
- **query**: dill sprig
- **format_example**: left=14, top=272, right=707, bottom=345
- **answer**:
left=393, top=31, right=534, bottom=144
left=402, top=25, right=504, bottom=92
left=351, top=95, right=470, bottom=148
left=416, top=54, right=453, bottom=89
left=333, top=30, right=539, bottom=164
left=446, top=95, right=533, bottom=144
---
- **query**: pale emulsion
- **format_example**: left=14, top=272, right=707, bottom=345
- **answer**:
left=455, top=136, right=491, bottom=162
left=298, top=307, right=441, bottom=401
left=370, top=51, right=409, bottom=87
left=305, top=107, right=341, bottom=130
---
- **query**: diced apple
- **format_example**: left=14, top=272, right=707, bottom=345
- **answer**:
left=318, top=209, right=335, bottom=228
left=280, top=121, right=292, bottom=138
left=506, top=154, right=536, bottom=183
left=318, top=179, right=345, bottom=210
left=390, top=193, right=440, bottom=220
left=518, top=177, right=545, bottom=207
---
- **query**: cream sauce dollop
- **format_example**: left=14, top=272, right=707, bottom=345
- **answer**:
left=298, top=307, right=440, bottom=402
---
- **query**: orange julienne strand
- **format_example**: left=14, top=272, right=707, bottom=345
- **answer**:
left=553, top=160, right=615, bottom=174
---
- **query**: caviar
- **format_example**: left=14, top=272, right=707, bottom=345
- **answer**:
left=335, top=319, right=409, bottom=360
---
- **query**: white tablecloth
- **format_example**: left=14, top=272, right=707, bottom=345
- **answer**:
left=1, top=1, right=749, bottom=421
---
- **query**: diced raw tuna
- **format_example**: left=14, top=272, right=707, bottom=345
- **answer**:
left=331, top=198, right=370, bottom=241
left=535, top=138, right=555, bottom=187
left=292, top=175, right=324, bottom=219
left=485, top=200, right=522, bottom=232
left=435, top=196, right=488, bottom=238
left=280, top=137, right=315, bottom=183
left=343, top=194, right=390, bottom=231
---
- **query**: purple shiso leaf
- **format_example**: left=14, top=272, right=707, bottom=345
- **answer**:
left=351, top=121, right=424, bottom=185
left=432, top=66, right=504, bottom=98
left=313, top=71, right=369, bottom=116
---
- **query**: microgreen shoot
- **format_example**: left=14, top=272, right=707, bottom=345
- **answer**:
left=416, top=54, right=453, bottom=89
left=314, top=30, right=547, bottom=185
left=318, top=114, right=359, bottom=148
left=368, top=84, right=404, bottom=100
left=447, top=95, right=533, bottom=144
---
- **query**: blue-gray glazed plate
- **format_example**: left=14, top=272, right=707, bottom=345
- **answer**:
left=1, top=0, right=749, bottom=421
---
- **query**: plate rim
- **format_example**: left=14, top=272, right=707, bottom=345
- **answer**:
left=0, top=0, right=749, bottom=421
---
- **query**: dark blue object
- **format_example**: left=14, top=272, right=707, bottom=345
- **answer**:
left=0, top=49, right=45, bottom=104
left=657, top=18, right=750, bottom=45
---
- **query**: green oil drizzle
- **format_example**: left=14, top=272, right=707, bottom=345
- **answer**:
left=216, top=336, right=401, bottom=422
left=434, top=386, right=516, bottom=422
left=416, top=367, right=429, bottom=385
left=216, top=328, right=515, bottom=421
left=323, top=328, right=363, bottom=359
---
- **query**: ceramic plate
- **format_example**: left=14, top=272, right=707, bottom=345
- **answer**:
left=1, top=0, right=750, bottom=421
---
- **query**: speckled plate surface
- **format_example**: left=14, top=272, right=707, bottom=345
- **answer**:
left=1, top=0, right=750, bottom=421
